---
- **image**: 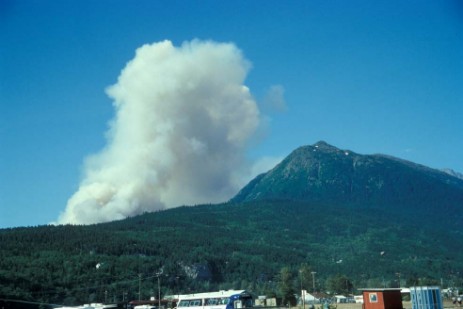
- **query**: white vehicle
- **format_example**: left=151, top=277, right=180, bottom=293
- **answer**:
left=353, top=295, right=364, bottom=304
left=177, top=290, right=252, bottom=309
left=55, top=304, right=117, bottom=309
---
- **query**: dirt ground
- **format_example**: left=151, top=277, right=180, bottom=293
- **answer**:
left=298, top=300, right=461, bottom=309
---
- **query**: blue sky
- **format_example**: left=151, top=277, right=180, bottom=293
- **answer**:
left=1, top=0, right=462, bottom=228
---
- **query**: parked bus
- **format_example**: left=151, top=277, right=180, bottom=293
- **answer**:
left=129, top=299, right=177, bottom=309
left=176, top=290, right=252, bottom=309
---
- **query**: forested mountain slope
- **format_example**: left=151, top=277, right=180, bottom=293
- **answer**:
left=1, top=142, right=463, bottom=307
left=2, top=200, right=463, bottom=306
left=232, top=141, right=463, bottom=226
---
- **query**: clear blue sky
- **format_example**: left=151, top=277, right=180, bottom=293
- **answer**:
left=1, top=0, right=462, bottom=228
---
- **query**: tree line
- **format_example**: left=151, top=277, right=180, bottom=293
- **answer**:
left=1, top=200, right=462, bottom=306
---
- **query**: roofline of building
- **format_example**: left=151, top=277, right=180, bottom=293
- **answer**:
left=358, top=288, right=402, bottom=291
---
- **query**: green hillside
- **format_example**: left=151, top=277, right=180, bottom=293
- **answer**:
left=1, top=142, right=463, bottom=306
left=1, top=200, right=463, bottom=306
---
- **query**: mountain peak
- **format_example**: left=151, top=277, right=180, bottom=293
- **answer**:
left=289, top=141, right=354, bottom=161
left=308, top=140, right=342, bottom=152
left=232, top=142, right=463, bottom=217
left=300, top=141, right=352, bottom=156
left=313, top=140, right=336, bottom=148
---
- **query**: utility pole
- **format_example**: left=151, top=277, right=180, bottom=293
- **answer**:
left=300, top=270, right=305, bottom=309
left=396, top=272, right=401, bottom=288
left=139, top=273, right=142, bottom=301
left=156, top=272, right=162, bottom=309
left=311, top=272, right=316, bottom=292
left=311, top=271, right=316, bottom=308
left=176, top=276, right=180, bottom=300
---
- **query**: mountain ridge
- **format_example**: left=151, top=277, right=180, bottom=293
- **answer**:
left=232, top=141, right=463, bottom=225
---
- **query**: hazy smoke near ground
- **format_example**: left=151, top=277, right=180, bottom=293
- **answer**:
left=57, top=40, right=264, bottom=225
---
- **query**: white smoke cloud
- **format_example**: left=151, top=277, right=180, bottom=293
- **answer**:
left=57, top=39, right=265, bottom=225
left=263, top=84, right=287, bottom=112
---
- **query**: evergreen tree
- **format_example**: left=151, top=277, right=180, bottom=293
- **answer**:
left=326, top=274, right=353, bottom=295
left=277, top=267, right=296, bottom=306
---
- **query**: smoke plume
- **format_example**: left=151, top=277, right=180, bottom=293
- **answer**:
left=57, top=40, right=263, bottom=225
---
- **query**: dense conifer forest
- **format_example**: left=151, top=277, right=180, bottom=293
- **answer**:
left=1, top=200, right=462, bottom=307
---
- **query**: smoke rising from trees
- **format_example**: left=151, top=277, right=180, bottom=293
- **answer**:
left=57, top=40, right=267, bottom=224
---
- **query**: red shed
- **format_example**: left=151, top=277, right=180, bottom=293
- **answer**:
left=360, top=288, right=403, bottom=309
